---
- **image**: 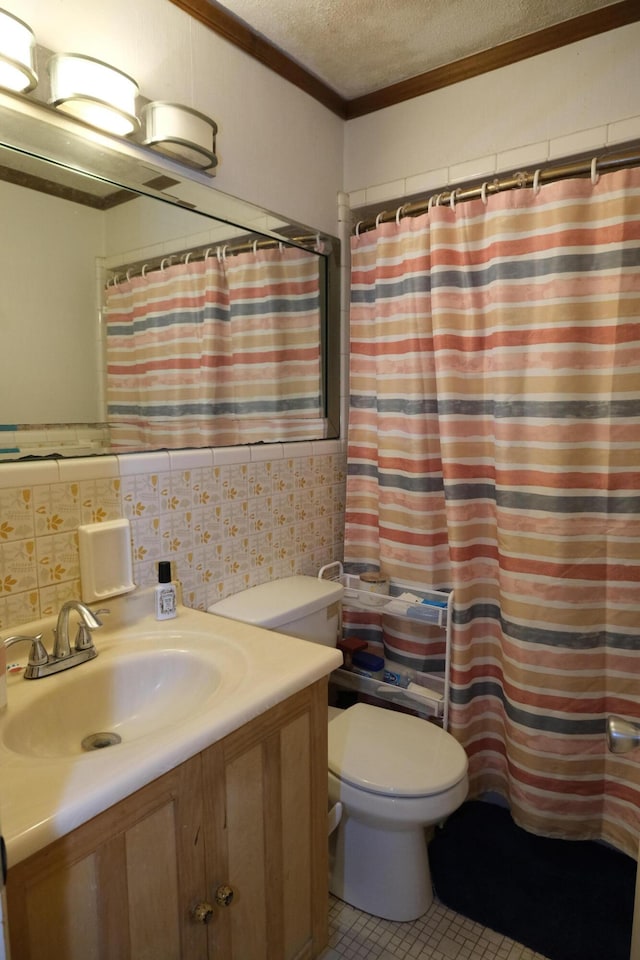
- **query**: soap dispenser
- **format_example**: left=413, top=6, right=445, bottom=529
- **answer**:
left=155, top=560, right=177, bottom=620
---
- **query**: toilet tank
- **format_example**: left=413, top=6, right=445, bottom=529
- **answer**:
left=208, top=575, right=343, bottom=647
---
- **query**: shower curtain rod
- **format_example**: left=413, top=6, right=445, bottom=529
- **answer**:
left=107, top=233, right=321, bottom=285
left=353, top=145, right=640, bottom=235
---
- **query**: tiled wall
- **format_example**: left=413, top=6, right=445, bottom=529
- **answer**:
left=347, top=113, right=640, bottom=214
left=0, top=441, right=346, bottom=631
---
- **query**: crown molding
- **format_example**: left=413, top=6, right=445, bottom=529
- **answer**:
left=169, top=0, right=640, bottom=120
left=169, top=0, right=347, bottom=116
left=346, top=0, right=640, bottom=118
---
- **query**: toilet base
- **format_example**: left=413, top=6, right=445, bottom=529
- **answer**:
left=329, top=810, right=433, bottom=922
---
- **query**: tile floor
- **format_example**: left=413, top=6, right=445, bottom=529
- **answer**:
left=319, top=894, right=550, bottom=960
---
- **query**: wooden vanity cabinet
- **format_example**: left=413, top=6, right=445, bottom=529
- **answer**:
left=7, top=680, right=329, bottom=960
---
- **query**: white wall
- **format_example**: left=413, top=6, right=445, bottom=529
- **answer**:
left=344, top=23, right=640, bottom=207
left=0, top=181, right=104, bottom=423
left=9, top=0, right=344, bottom=237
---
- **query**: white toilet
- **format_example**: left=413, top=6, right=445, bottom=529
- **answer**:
left=208, top=575, right=468, bottom=922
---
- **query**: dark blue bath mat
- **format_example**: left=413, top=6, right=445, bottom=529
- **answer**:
left=429, top=800, right=635, bottom=960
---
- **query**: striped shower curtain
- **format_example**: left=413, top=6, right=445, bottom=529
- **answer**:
left=104, top=246, right=323, bottom=449
left=346, top=167, right=640, bottom=856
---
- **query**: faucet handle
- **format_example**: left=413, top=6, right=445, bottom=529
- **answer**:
left=4, top=634, right=35, bottom=650
left=4, top=634, right=48, bottom=667
left=75, top=608, right=110, bottom=652
left=28, top=635, right=49, bottom=666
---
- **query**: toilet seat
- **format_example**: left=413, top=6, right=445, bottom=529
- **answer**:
left=328, top=703, right=467, bottom=798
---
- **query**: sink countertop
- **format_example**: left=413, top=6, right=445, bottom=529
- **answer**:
left=0, top=588, right=342, bottom=867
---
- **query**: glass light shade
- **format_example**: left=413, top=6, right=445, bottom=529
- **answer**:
left=0, top=9, right=37, bottom=93
left=48, top=53, right=139, bottom=136
left=143, top=101, right=218, bottom=170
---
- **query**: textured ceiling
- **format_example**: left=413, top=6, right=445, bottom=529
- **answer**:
left=210, top=0, right=619, bottom=99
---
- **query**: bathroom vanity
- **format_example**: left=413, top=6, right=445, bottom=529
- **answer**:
left=7, top=682, right=328, bottom=959
left=1, top=594, right=341, bottom=960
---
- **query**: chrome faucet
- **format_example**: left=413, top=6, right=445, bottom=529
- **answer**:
left=2, top=601, right=108, bottom=680
left=53, top=600, right=104, bottom=660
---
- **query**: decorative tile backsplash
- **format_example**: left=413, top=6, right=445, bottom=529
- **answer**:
left=0, top=443, right=346, bottom=631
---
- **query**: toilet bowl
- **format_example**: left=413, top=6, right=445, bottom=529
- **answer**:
left=208, top=575, right=468, bottom=922
left=328, top=701, right=467, bottom=920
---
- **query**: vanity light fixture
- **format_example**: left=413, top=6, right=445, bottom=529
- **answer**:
left=48, top=53, right=140, bottom=136
left=142, top=101, right=218, bottom=171
left=0, top=9, right=37, bottom=93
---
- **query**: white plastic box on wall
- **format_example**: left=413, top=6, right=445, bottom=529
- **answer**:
left=78, top=519, right=136, bottom=603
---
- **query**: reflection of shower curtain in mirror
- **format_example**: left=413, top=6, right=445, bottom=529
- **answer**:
left=104, top=246, right=323, bottom=449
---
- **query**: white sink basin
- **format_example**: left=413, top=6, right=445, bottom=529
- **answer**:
left=2, top=643, right=232, bottom=759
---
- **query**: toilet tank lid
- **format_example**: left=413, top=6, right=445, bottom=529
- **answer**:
left=207, top=575, right=343, bottom=628
left=328, top=703, right=468, bottom=797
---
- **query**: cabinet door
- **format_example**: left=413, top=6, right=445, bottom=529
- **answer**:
left=203, top=680, right=329, bottom=960
left=7, top=756, right=207, bottom=960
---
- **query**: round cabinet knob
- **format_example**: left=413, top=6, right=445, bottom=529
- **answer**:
left=192, top=901, right=215, bottom=924
left=215, top=884, right=234, bottom=907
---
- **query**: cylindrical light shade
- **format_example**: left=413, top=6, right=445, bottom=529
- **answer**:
left=48, top=53, right=139, bottom=136
left=143, top=101, right=218, bottom=171
left=0, top=8, right=37, bottom=93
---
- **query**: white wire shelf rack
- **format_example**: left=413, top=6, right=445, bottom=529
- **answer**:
left=318, top=562, right=454, bottom=728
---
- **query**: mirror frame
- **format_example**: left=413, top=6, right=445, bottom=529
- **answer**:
left=0, top=88, right=341, bottom=455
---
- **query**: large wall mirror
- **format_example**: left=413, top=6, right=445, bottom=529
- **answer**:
left=0, top=90, right=340, bottom=460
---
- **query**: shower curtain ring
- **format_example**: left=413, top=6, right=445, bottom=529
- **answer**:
left=533, top=169, right=542, bottom=194
left=591, top=156, right=600, bottom=184
left=375, top=212, right=384, bottom=228
left=355, top=220, right=363, bottom=238
left=395, top=204, right=405, bottom=225
left=450, top=189, right=460, bottom=210
left=142, top=264, right=149, bottom=278
left=480, top=182, right=489, bottom=205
